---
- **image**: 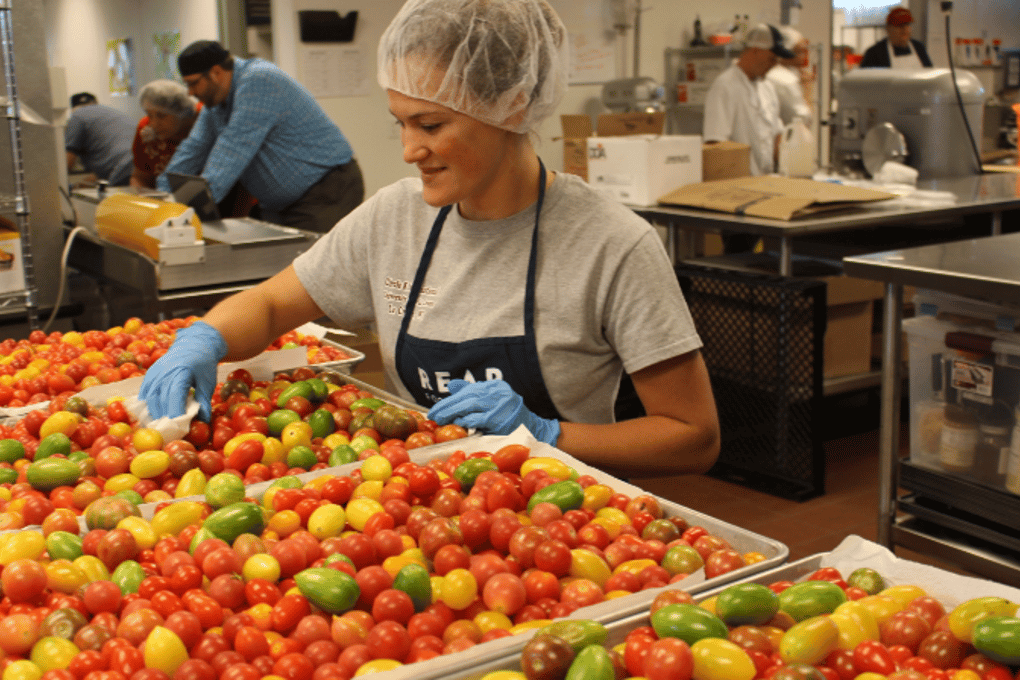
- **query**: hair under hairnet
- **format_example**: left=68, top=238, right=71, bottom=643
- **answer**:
left=139, top=80, right=198, bottom=119
left=378, top=0, right=568, bottom=134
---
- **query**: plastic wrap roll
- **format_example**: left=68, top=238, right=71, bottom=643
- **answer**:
left=95, top=194, right=203, bottom=260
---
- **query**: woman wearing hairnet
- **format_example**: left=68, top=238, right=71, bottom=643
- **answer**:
left=130, top=80, right=201, bottom=189
left=138, top=0, right=719, bottom=477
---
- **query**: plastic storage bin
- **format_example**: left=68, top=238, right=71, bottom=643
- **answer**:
left=904, top=313, right=1020, bottom=493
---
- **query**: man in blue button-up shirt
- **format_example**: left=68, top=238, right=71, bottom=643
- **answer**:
left=157, top=40, right=364, bottom=233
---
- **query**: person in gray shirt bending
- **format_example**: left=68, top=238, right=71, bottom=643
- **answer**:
left=64, top=92, right=135, bottom=187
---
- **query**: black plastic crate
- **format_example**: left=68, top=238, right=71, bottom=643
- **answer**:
left=675, top=262, right=828, bottom=500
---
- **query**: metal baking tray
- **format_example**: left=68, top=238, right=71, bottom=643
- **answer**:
left=422, top=536, right=1020, bottom=680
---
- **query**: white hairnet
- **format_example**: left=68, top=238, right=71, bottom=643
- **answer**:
left=779, top=26, right=807, bottom=51
left=378, top=0, right=568, bottom=134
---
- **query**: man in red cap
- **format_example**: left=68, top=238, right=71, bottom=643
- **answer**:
left=859, top=6, right=933, bottom=69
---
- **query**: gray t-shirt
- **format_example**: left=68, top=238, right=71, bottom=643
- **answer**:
left=65, top=104, right=135, bottom=186
left=293, top=172, right=702, bottom=423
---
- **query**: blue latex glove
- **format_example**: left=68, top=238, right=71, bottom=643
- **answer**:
left=137, top=321, right=227, bottom=421
left=428, top=379, right=561, bottom=445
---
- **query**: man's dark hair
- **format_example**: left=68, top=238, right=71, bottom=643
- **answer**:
left=70, top=92, right=97, bottom=107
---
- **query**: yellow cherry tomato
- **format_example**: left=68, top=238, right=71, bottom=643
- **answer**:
left=39, top=412, right=83, bottom=440
left=307, top=505, right=347, bottom=540
left=104, top=473, right=141, bottom=493
left=948, top=597, right=1019, bottom=642
left=30, top=636, right=80, bottom=671
left=474, top=610, right=513, bottom=633
left=691, top=638, right=756, bottom=680
left=243, top=554, right=282, bottom=582
left=150, top=501, right=205, bottom=538
left=73, top=555, right=110, bottom=582
left=346, top=498, right=384, bottom=531
left=280, top=421, right=313, bottom=450
left=581, top=484, right=614, bottom=512
left=353, top=659, right=403, bottom=675
left=361, top=455, right=392, bottom=482
left=569, top=549, right=611, bottom=587
left=351, top=480, right=384, bottom=502
left=261, top=437, right=286, bottom=465
left=439, top=568, right=477, bottom=610
left=129, top=450, right=170, bottom=479
left=3, top=659, right=43, bottom=680
left=519, top=457, right=572, bottom=480
left=46, top=559, right=89, bottom=594
left=175, top=468, right=207, bottom=498
left=131, top=428, right=164, bottom=453
left=143, top=626, right=189, bottom=675
left=0, top=530, right=46, bottom=564
left=117, top=516, right=158, bottom=550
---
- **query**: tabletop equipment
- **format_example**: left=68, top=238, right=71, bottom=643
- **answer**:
left=833, top=68, right=984, bottom=179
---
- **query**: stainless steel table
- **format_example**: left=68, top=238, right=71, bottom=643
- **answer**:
left=633, top=173, right=1020, bottom=275
left=66, top=223, right=318, bottom=323
left=844, top=233, right=1020, bottom=583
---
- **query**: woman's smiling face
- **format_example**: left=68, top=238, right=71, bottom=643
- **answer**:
left=388, top=88, right=518, bottom=219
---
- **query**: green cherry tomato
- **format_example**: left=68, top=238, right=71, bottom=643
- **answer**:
left=392, top=563, right=432, bottom=613
left=847, top=567, right=885, bottom=595
left=527, top=479, right=584, bottom=513
left=329, top=444, right=358, bottom=467
left=565, top=644, right=616, bottom=680
left=972, top=616, right=1020, bottom=665
left=778, top=580, right=848, bottom=622
left=111, top=560, right=146, bottom=595
left=651, top=603, right=728, bottom=645
left=537, top=620, right=609, bottom=653
left=307, top=409, right=335, bottom=439
left=453, top=458, right=499, bottom=492
left=45, top=532, right=84, bottom=562
left=294, top=567, right=360, bottom=614
left=715, top=582, right=780, bottom=626
left=267, top=409, right=302, bottom=437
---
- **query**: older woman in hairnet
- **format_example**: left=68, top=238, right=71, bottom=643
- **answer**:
left=130, top=80, right=201, bottom=189
left=138, top=0, right=719, bottom=478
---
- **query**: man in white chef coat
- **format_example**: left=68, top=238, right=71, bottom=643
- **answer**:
left=703, top=24, right=793, bottom=252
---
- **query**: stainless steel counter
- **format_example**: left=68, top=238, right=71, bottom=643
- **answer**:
left=844, top=233, right=1020, bottom=582
left=634, top=173, right=1020, bottom=275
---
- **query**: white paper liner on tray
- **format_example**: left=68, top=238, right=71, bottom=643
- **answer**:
left=417, top=535, right=1020, bottom=680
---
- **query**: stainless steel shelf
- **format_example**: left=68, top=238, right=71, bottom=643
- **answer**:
left=892, top=517, right=1020, bottom=584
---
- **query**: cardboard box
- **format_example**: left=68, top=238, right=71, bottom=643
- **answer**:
left=703, top=141, right=751, bottom=182
left=0, top=231, right=25, bottom=295
left=559, top=112, right=665, bottom=183
left=823, top=275, right=885, bottom=378
left=587, top=134, right=703, bottom=206
left=658, top=176, right=897, bottom=220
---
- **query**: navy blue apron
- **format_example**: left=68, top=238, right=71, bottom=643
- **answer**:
left=394, top=161, right=562, bottom=421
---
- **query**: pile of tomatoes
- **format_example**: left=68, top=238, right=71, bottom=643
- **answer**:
left=0, top=440, right=765, bottom=680
left=476, top=566, right=1020, bottom=680
left=0, top=367, right=466, bottom=531
left=0, top=319, right=355, bottom=409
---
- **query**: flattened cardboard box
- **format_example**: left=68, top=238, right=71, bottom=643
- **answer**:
left=658, top=176, right=896, bottom=220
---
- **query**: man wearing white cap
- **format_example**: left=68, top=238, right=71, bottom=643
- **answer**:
left=767, top=27, right=813, bottom=127
left=703, top=23, right=793, bottom=251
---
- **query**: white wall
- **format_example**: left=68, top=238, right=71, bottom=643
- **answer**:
left=269, top=0, right=832, bottom=196
left=43, top=0, right=219, bottom=120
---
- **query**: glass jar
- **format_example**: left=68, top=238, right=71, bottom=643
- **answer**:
left=914, top=399, right=946, bottom=467
left=974, top=420, right=1011, bottom=488
left=939, top=404, right=979, bottom=474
